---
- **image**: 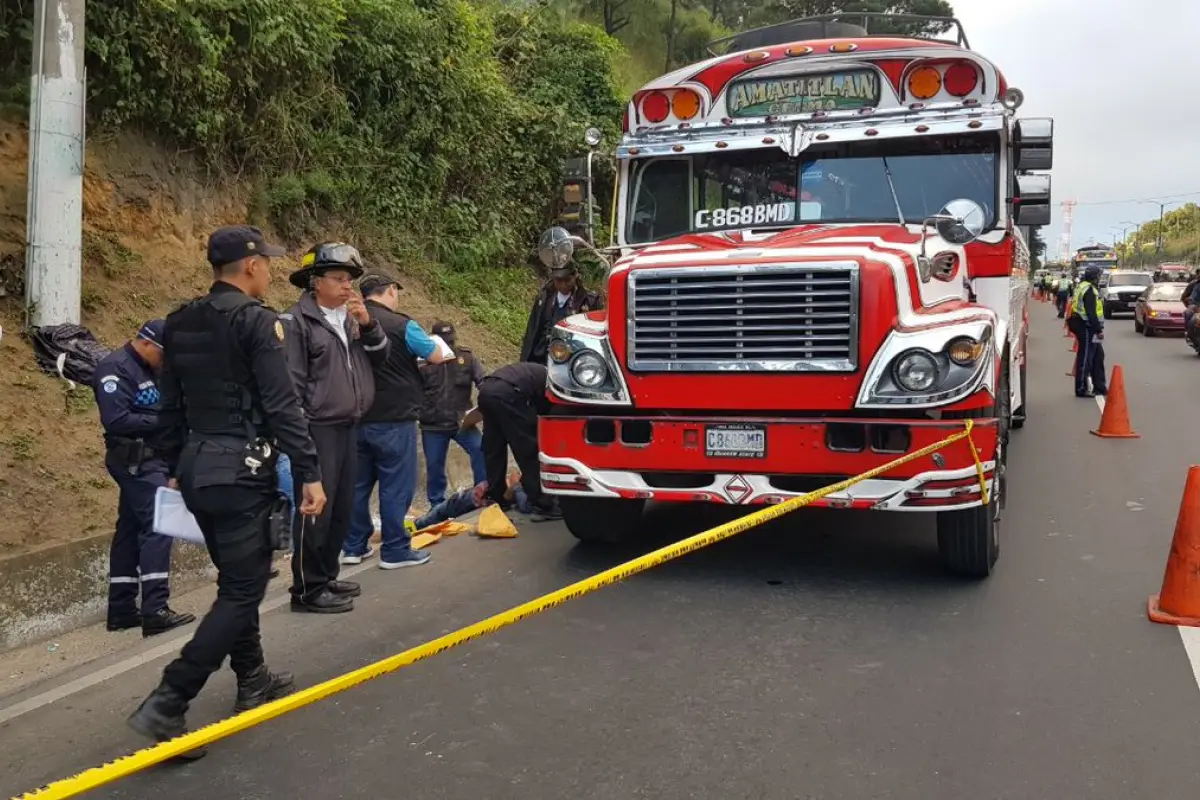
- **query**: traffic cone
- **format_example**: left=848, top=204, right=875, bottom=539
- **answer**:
left=1090, top=365, right=1139, bottom=439
left=1069, top=338, right=1077, bottom=353
left=1148, top=466, right=1200, bottom=627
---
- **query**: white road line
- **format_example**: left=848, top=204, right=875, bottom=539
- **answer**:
left=0, top=561, right=373, bottom=726
left=1178, top=627, right=1200, bottom=695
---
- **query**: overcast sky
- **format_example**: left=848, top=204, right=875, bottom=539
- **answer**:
left=948, top=0, right=1200, bottom=259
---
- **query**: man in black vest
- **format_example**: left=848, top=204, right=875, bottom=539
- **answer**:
left=419, top=321, right=487, bottom=507
left=127, top=225, right=326, bottom=752
left=342, top=273, right=451, bottom=570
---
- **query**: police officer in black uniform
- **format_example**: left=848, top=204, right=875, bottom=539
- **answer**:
left=127, top=226, right=327, bottom=752
left=478, top=362, right=561, bottom=520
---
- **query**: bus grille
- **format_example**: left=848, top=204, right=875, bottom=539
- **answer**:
left=626, top=264, right=859, bottom=372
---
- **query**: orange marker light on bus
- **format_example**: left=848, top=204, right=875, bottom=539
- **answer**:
left=642, top=91, right=670, bottom=124
left=907, top=66, right=942, bottom=100
left=672, top=89, right=701, bottom=120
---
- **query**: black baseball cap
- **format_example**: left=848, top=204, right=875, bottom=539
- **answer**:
left=137, top=319, right=165, bottom=348
left=431, top=321, right=455, bottom=337
left=207, top=225, right=286, bottom=268
left=359, top=273, right=402, bottom=296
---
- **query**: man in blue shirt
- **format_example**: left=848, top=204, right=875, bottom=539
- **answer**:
left=91, top=320, right=196, bottom=637
left=343, top=273, right=452, bottom=569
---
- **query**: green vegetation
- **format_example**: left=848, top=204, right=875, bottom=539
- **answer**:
left=1117, top=203, right=1200, bottom=267
left=0, top=0, right=956, bottom=342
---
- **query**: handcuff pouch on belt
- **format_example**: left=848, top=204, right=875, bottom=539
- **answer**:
left=108, top=437, right=156, bottom=475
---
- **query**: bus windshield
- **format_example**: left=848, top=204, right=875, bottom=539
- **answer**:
left=626, top=134, right=999, bottom=244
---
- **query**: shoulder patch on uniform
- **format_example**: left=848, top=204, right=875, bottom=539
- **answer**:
left=101, top=378, right=119, bottom=394
left=98, top=374, right=119, bottom=384
left=274, top=320, right=285, bottom=342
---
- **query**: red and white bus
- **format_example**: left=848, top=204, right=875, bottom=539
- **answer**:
left=535, top=14, right=1054, bottom=577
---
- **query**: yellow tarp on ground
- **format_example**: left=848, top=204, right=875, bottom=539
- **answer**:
left=475, top=505, right=518, bottom=539
left=416, top=520, right=472, bottom=537
left=411, top=532, right=442, bottom=549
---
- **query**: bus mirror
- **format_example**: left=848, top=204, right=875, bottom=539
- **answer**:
left=1014, top=118, right=1053, bottom=170
left=538, top=227, right=575, bottom=269
left=1015, top=147, right=1052, bottom=171
left=934, top=198, right=986, bottom=245
left=1014, top=173, right=1051, bottom=226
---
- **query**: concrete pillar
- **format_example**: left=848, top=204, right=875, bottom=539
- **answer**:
left=25, top=0, right=85, bottom=328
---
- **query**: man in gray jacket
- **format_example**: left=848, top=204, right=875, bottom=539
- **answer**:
left=281, top=243, right=390, bottom=613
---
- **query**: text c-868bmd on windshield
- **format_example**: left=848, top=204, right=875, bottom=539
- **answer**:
left=695, top=202, right=796, bottom=230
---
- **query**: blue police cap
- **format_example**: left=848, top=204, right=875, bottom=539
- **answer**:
left=207, top=225, right=286, bottom=268
left=137, top=319, right=165, bottom=347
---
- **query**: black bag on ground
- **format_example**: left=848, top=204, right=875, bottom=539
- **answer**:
left=30, top=324, right=111, bottom=386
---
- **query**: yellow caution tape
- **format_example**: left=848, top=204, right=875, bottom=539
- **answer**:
left=12, top=420, right=986, bottom=799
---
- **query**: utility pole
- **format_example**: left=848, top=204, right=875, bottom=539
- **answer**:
left=25, top=0, right=86, bottom=329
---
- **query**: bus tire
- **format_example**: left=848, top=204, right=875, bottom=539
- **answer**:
left=560, top=496, right=646, bottom=544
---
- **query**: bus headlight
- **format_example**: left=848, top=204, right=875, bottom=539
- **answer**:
left=893, top=350, right=939, bottom=392
left=856, top=321, right=995, bottom=408
left=545, top=324, right=631, bottom=406
left=570, top=351, right=608, bottom=388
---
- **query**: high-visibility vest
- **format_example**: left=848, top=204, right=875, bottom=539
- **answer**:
left=1072, top=281, right=1102, bottom=323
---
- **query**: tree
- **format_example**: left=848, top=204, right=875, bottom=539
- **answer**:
left=746, top=0, right=957, bottom=37
left=1028, top=227, right=1047, bottom=271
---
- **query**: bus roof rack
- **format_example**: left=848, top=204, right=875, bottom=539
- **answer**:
left=706, top=13, right=969, bottom=56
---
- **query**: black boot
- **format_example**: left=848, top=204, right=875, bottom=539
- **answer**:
left=142, top=607, right=197, bottom=638
left=106, top=611, right=141, bottom=632
left=234, top=665, right=296, bottom=713
left=127, top=683, right=207, bottom=761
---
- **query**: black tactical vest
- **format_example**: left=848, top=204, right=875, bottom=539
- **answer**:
left=164, top=289, right=266, bottom=437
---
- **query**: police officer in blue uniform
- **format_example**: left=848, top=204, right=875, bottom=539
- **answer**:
left=91, top=320, right=196, bottom=637
left=126, top=226, right=326, bottom=755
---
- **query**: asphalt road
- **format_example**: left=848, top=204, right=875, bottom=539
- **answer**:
left=2, top=300, right=1199, bottom=800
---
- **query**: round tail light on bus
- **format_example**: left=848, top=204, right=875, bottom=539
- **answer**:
left=672, top=89, right=701, bottom=120
left=907, top=66, right=941, bottom=100
left=641, top=91, right=670, bottom=124
left=943, top=62, right=979, bottom=97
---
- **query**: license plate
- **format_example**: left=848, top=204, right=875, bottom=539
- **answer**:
left=705, top=424, right=766, bottom=458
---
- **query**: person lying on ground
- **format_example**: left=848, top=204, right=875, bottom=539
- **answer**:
left=413, top=472, right=531, bottom=530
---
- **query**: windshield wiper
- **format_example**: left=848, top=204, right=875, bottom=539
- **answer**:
left=880, top=156, right=906, bottom=226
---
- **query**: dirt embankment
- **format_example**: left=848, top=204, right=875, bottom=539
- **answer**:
left=0, top=119, right=518, bottom=557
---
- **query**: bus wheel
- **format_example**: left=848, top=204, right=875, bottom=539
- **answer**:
left=560, top=496, right=646, bottom=544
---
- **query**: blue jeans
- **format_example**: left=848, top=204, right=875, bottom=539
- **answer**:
left=413, top=484, right=532, bottom=530
left=345, top=421, right=418, bottom=562
left=421, top=428, right=486, bottom=506
left=276, top=452, right=294, bottom=518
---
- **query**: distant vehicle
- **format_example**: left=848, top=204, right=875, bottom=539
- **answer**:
left=1102, top=271, right=1153, bottom=317
left=1133, top=283, right=1187, bottom=336
left=1074, top=245, right=1118, bottom=273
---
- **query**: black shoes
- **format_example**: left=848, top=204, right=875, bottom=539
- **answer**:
left=530, top=499, right=564, bottom=523
left=142, top=607, right=197, bottom=638
left=326, top=580, right=361, bottom=598
left=233, top=666, right=296, bottom=713
left=126, top=684, right=208, bottom=761
left=106, top=612, right=141, bottom=632
left=109, top=608, right=196, bottom=636
left=290, top=589, right=354, bottom=614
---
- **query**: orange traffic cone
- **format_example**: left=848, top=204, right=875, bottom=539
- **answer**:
left=1090, top=365, right=1139, bottom=439
left=1069, top=338, right=1077, bottom=353
left=1148, top=466, right=1200, bottom=627
left=1066, top=360, right=1075, bottom=378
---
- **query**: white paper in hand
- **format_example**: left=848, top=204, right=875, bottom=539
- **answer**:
left=430, top=334, right=455, bottom=360
left=153, top=487, right=205, bottom=545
